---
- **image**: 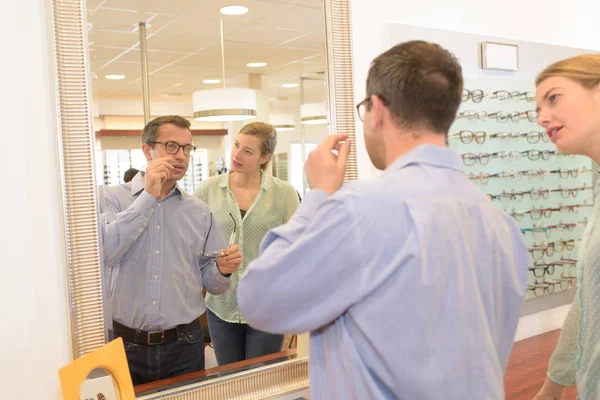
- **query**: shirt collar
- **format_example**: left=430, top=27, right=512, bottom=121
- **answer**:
left=219, top=171, right=272, bottom=191
left=130, top=171, right=184, bottom=199
left=385, top=144, right=463, bottom=174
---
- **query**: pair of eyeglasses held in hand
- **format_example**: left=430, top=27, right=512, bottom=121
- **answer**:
left=202, top=213, right=237, bottom=258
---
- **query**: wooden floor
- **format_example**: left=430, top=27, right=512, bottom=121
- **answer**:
left=505, top=330, right=578, bottom=399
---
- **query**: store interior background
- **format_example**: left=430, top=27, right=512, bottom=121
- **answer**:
left=4, top=0, right=600, bottom=398
left=91, top=0, right=328, bottom=196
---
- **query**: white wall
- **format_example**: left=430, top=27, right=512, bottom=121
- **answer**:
left=350, top=0, right=600, bottom=180
left=349, top=0, right=600, bottom=339
left=0, top=0, right=72, bottom=398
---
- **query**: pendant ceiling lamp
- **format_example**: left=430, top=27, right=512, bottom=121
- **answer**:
left=268, top=111, right=295, bottom=132
left=300, top=102, right=327, bottom=125
left=193, top=19, right=257, bottom=122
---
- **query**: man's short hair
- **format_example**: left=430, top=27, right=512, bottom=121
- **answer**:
left=366, top=40, right=463, bottom=135
left=141, top=115, right=191, bottom=145
left=123, top=168, right=139, bottom=183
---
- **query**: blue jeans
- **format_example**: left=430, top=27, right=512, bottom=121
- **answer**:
left=206, top=308, right=285, bottom=366
left=115, top=321, right=205, bottom=386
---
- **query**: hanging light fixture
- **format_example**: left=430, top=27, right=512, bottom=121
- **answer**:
left=269, top=112, right=296, bottom=132
left=193, top=19, right=257, bottom=122
left=300, top=102, right=327, bottom=125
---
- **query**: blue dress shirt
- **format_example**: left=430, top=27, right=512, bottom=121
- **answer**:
left=238, top=144, right=528, bottom=400
left=99, top=172, right=230, bottom=330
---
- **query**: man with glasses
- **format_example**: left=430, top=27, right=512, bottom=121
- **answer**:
left=238, top=41, right=528, bottom=399
left=99, top=115, right=242, bottom=385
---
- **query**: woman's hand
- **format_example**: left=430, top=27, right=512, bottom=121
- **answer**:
left=532, top=377, right=568, bottom=400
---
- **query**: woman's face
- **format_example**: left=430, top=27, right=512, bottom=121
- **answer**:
left=230, top=133, right=271, bottom=174
left=536, top=76, right=600, bottom=156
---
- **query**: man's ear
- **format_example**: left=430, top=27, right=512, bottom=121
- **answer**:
left=370, top=94, right=386, bottom=131
left=142, top=143, right=152, bottom=162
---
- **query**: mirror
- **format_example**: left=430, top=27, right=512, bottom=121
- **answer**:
left=80, top=368, right=119, bottom=400
left=86, top=0, right=329, bottom=394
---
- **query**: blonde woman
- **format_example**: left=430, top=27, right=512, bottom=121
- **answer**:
left=534, top=55, right=600, bottom=399
left=194, top=122, right=300, bottom=366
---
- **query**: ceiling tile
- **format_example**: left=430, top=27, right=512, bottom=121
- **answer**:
left=90, top=30, right=139, bottom=48
left=145, top=35, right=211, bottom=53
left=291, top=0, right=323, bottom=8
left=89, top=46, right=129, bottom=62
left=93, top=61, right=144, bottom=78
left=259, top=0, right=295, bottom=3
left=86, top=0, right=106, bottom=12
left=280, top=32, right=325, bottom=50
left=88, top=8, right=175, bottom=32
left=152, top=15, right=246, bottom=40
left=251, top=3, right=325, bottom=31
left=226, top=25, right=309, bottom=46
left=117, top=49, right=189, bottom=64
left=100, top=0, right=196, bottom=15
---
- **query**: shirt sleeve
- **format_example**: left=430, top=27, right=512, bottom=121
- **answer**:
left=100, top=188, right=157, bottom=267
left=193, top=181, right=207, bottom=202
left=237, top=189, right=369, bottom=334
left=199, top=212, right=231, bottom=295
left=547, top=295, right=580, bottom=386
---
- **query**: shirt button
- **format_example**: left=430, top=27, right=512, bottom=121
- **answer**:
left=152, top=301, right=156, bottom=305
left=138, top=229, right=143, bottom=233
left=151, top=208, right=155, bottom=212
left=155, top=250, right=160, bottom=254
left=157, top=226, right=160, bottom=230
left=154, top=275, right=158, bottom=279
left=158, top=204, right=162, bottom=207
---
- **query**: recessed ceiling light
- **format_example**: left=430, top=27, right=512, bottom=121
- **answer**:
left=282, top=83, right=299, bottom=88
left=105, top=74, right=125, bottom=80
left=247, top=62, right=267, bottom=68
left=203, top=79, right=221, bottom=84
left=220, top=5, right=249, bottom=15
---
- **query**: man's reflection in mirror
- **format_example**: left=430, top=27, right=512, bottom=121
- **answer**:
left=98, top=116, right=242, bottom=385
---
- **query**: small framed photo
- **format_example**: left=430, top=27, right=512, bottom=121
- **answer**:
left=481, top=41, right=519, bottom=71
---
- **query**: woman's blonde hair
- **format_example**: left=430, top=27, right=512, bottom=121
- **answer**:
left=536, top=54, right=600, bottom=88
left=238, top=122, right=277, bottom=170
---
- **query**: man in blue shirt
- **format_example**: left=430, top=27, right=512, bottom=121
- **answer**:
left=100, top=115, right=242, bottom=385
left=238, top=41, right=528, bottom=399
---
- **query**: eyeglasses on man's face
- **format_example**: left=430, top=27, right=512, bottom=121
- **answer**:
left=356, top=95, right=388, bottom=122
left=356, top=98, right=370, bottom=122
left=147, top=140, right=197, bottom=157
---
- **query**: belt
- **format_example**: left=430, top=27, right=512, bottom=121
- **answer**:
left=113, top=317, right=201, bottom=346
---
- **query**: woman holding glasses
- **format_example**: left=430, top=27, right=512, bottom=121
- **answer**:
left=194, top=122, right=300, bottom=366
left=533, top=55, right=600, bottom=399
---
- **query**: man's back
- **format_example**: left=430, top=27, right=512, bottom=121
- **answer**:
left=309, top=145, right=527, bottom=399
left=238, top=145, right=528, bottom=399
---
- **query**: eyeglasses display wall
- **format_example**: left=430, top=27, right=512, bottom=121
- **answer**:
left=272, top=152, right=289, bottom=181
left=448, top=81, right=594, bottom=300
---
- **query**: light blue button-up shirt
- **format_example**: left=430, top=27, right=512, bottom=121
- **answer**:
left=238, top=144, right=528, bottom=400
left=99, top=172, right=231, bottom=330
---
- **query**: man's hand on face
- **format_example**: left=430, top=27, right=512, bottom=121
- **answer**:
left=216, top=244, right=242, bottom=275
left=144, top=157, right=175, bottom=199
left=305, top=133, right=351, bottom=195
